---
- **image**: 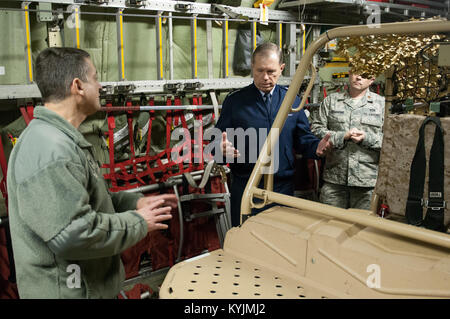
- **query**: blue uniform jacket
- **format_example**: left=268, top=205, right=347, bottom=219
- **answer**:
left=216, top=83, right=320, bottom=179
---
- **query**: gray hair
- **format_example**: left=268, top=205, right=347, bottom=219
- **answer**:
left=251, top=42, right=283, bottom=65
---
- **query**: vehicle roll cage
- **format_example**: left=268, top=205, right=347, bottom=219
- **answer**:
left=240, top=19, right=450, bottom=249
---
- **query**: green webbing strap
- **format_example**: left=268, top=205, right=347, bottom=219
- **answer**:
left=183, top=160, right=215, bottom=189
left=405, top=116, right=446, bottom=232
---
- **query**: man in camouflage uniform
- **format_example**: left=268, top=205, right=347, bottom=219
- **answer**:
left=310, top=72, right=385, bottom=210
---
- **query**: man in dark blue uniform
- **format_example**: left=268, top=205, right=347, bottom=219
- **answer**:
left=216, top=43, right=332, bottom=227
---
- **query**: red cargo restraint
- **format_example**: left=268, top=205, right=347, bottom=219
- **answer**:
left=114, top=98, right=223, bottom=280
left=19, top=103, right=35, bottom=126
left=102, top=97, right=207, bottom=192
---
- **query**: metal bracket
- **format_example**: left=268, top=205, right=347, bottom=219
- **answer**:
left=211, top=4, right=248, bottom=21
left=126, top=0, right=144, bottom=7
left=74, top=0, right=109, bottom=4
left=37, top=2, right=54, bottom=22
left=175, top=3, right=193, bottom=11
left=421, top=199, right=447, bottom=210
left=184, top=82, right=203, bottom=91
left=164, top=82, right=183, bottom=92
left=100, top=85, right=115, bottom=96
left=116, top=84, right=136, bottom=94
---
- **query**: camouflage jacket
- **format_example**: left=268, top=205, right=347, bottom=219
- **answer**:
left=310, top=90, right=385, bottom=188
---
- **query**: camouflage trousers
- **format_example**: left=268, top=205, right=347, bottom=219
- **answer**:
left=319, top=182, right=374, bottom=210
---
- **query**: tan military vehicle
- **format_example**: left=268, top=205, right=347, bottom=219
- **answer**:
left=160, top=19, right=450, bottom=299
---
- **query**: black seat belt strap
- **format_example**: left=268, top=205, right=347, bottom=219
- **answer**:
left=405, top=116, right=446, bottom=231
left=423, top=117, right=446, bottom=231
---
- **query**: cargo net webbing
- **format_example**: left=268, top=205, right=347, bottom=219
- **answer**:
left=102, top=96, right=214, bottom=192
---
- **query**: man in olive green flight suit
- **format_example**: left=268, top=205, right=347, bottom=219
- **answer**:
left=310, top=72, right=385, bottom=210
left=7, top=47, right=177, bottom=298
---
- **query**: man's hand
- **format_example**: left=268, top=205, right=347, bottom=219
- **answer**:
left=345, top=128, right=365, bottom=144
left=221, top=132, right=240, bottom=158
left=349, top=128, right=365, bottom=144
left=137, top=193, right=178, bottom=210
left=316, top=133, right=333, bottom=157
left=136, top=199, right=173, bottom=232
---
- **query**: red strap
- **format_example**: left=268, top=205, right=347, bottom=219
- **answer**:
left=19, top=103, right=35, bottom=126
left=165, top=97, right=173, bottom=160
left=173, top=96, right=180, bottom=127
left=0, top=138, right=7, bottom=179
left=172, top=96, right=182, bottom=136
left=144, top=99, right=157, bottom=183
left=168, top=238, right=175, bottom=266
left=125, top=100, right=138, bottom=187
left=0, top=137, right=8, bottom=210
left=146, top=98, right=155, bottom=156
left=178, top=109, right=191, bottom=172
left=105, top=100, right=117, bottom=188
left=192, top=95, right=204, bottom=170
left=126, top=101, right=135, bottom=158
left=101, top=96, right=215, bottom=191
left=19, top=106, right=32, bottom=126
left=26, top=103, right=34, bottom=120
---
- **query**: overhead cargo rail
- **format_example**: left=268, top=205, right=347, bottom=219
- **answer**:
left=0, top=77, right=300, bottom=100
left=2, top=0, right=300, bottom=22
left=278, top=0, right=446, bottom=18
left=0, top=1, right=319, bottom=102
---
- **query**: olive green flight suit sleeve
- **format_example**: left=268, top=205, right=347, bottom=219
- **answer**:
left=16, top=160, right=148, bottom=260
left=109, top=191, right=144, bottom=214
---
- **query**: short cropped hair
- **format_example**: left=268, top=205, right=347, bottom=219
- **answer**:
left=34, top=47, right=91, bottom=103
left=251, top=42, right=283, bottom=65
